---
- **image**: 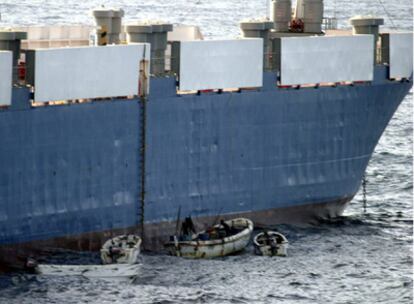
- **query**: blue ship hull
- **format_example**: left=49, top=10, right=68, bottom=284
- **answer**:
left=0, top=66, right=411, bottom=269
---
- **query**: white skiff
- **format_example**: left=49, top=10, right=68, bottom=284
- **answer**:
left=35, top=234, right=142, bottom=280
left=165, top=218, right=254, bottom=258
left=253, top=231, right=288, bottom=257
left=100, top=234, right=141, bottom=264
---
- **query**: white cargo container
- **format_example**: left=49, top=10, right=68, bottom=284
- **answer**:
left=178, top=39, right=263, bottom=91
left=279, top=35, right=374, bottom=85
left=388, top=33, right=413, bottom=79
left=31, top=44, right=150, bottom=102
left=0, top=51, right=13, bottom=106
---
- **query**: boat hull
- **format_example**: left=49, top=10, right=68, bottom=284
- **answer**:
left=164, top=218, right=253, bottom=259
left=100, top=235, right=141, bottom=265
left=254, top=244, right=288, bottom=257
left=253, top=232, right=288, bottom=257
left=0, top=196, right=347, bottom=270
left=0, top=66, right=412, bottom=269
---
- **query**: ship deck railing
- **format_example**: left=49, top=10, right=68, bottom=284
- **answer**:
left=322, top=17, right=338, bottom=31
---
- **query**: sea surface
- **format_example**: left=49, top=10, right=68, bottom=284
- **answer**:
left=0, top=0, right=412, bottom=303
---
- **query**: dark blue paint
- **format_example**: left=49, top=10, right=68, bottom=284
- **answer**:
left=0, top=99, right=141, bottom=244
left=0, top=67, right=411, bottom=246
left=144, top=67, right=411, bottom=222
left=10, top=87, right=31, bottom=111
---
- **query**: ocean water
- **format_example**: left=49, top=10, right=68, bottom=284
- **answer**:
left=0, top=0, right=412, bottom=303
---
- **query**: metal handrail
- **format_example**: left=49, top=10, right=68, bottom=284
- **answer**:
left=322, top=17, right=338, bottom=31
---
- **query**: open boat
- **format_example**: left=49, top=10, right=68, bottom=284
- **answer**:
left=165, top=218, right=253, bottom=258
left=35, top=234, right=142, bottom=279
left=100, top=234, right=141, bottom=264
left=253, top=231, right=288, bottom=257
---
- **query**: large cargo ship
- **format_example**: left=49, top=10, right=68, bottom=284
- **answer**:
left=0, top=0, right=412, bottom=269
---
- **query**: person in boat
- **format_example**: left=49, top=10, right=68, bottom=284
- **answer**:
left=263, top=231, right=271, bottom=245
left=25, top=257, right=39, bottom=274
left=219, top=219, right=232, bottom=238
left=180, top=216, right=196, bottom=241
left=262, top=231, right=280, bottom=255
left=269, top=235, right=278, bottom=255
left=108, top=244, right=124, bottom=263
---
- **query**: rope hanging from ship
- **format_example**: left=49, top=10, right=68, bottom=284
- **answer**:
left=362, top=174, right=368, bottom=214
left=376, top=0, right=396, bottom=29
left=138, top=45, right=149, bottom=246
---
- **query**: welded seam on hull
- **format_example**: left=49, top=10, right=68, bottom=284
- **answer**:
left=139, top=97, right=147, bottom=243
left=238, top=153, right=372, bottom=171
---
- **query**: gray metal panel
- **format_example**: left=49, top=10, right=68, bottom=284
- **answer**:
left=0, top=67, right=411, bottom=247
left=179, top=39, right=263, bottom=91
left=33, top=44, right=150, bottom=102
left=0, top=98, right=142, bottom=244
left=0, top=51, right=12, bottom=106
left=389, top=33, right=413, bottom=79
left=280, top=35, right=374, bottom=85
left=145, top=70, right=411, bottom=223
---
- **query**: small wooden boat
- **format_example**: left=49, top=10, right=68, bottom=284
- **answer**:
left=165, top=218, right=254, bottom=258
left=253, top=231, right=288, bottom=257
left=100, top=234, right=141, bottom=264
left=34, top=234, right=142, bottom=280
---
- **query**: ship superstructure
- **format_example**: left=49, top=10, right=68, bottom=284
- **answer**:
left=0, top=0, right=412, bottom=269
